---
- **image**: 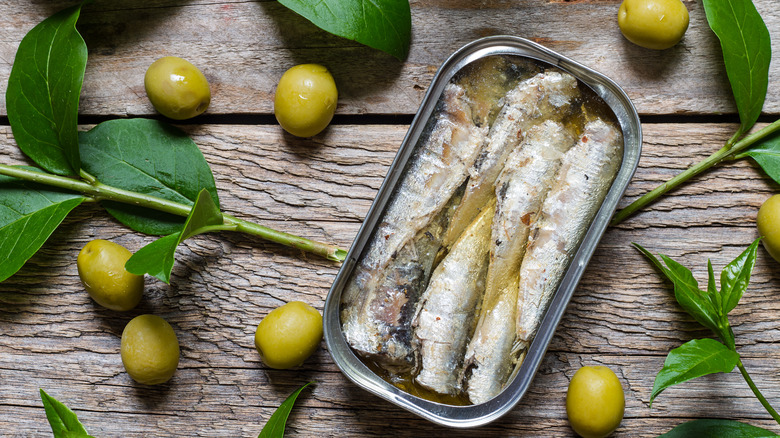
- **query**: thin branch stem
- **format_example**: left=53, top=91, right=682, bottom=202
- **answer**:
left=611, top=118, right=780, bottom=226
left=725, top=126, right=744, bottom=150
left=79, top=169, right=97, bottom=184
left=225, top=214, right=348, bottom=262
left=0, top=164, right=347, bottom=262
left=737, top=359, right=780, bottom=425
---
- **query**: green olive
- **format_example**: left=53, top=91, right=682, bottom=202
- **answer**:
left=274, top=64, right=338, bottom=137
left=77, top=239, right=143, bottom=311
left=618, top=0, right=689, bottom=50
left=121, top=315, right=180, bottom=385
left=254, top=301, right=323, bottom=369
left=566, top=366, right=625, bottom=438
left=144, top=56, right=211, bottom=120
left=757, top=194, right=780, bottom=263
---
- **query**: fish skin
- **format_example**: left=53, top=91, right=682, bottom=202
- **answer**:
left=460, top=120, right=575, bottom=405
left=462, top=275, right=520, bottom=405
left=457, top=56, right=542, bottom=128
left=485, top=120, right=575, bottom=311
left=516, top=118, right=623, bottom=346
left=413, top=200, right=495, bottom=395
left=341, top=83, right=487, bottom=370
left=354, top=201, right=454, bottom=371
left=443, top=70, right=580, bottom=247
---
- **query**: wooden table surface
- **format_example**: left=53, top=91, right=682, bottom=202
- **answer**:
left=2, top=1, right=780, bottom=437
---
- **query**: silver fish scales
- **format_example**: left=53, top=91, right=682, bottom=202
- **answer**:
left=413, top=200, right=495, bottom=395
left=462, top=120, right=576, bottom=404
left=462, top=277, right=521, bottom=405
left=443, top=70, right=580, bottom=248
left=341, top=82, right=488, bottom=371
left=486, top=120, right=575, bottom=306
left=516, top=118, right=624, bottom=346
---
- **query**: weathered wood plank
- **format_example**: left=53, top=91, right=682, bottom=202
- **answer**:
left=0, top=1, right=778, bottom=117
left=2, top=351, right=779, bottom=436
left=2, top=122, right=780, bottom=435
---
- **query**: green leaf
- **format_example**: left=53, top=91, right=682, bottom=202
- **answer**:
left=179, top=188, right=223, bottom=241
left=40, top=389, right=92, bottom=438
left=659, top=419, right=778, bottom=437
left=636, top=243, right=720, bottom=333
left=632, top=242, right=669, bottom=274
left=707, top=259, right=721, bottom=310
left=741, top=133, right=780, bottom=185
left=79, top=119, right=219, bottom=235
left=6, top=3, right=88, bottom=176
left=125, top=189, right=223, bottom=283
left=259, top=382, right=314, bottom=438
left=125, top=232, right=180, bottom=284
left=0, top=172, right=84, bottom=282
left=719, top=238, right=760, bottom=314
left=702, top=0, right=771, bottom=135
left=650, top=339, right=739, bottom=405
left=278, top=0, right=411, bottom=60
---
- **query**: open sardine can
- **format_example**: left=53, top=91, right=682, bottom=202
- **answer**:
left=323, top=35, right=642, bottom=428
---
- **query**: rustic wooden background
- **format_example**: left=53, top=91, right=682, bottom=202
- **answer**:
left=1, top=0, right=780, bottom=436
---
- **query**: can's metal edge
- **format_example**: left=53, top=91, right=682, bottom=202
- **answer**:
left=324, top=35, right=642, bottom=428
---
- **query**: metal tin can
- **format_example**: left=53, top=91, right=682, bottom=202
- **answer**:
left=323, top=35, right=642, bottom=428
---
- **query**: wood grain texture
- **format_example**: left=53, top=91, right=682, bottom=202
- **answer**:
left=0, top=0, right=778, bottom=117
left=2, top=121, right=780, bottom=436
left=3, top=0, right=780, bottom=435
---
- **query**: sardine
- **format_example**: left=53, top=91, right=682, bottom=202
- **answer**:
left=485, top=120, right=575, bottom=307
left=413, top=200, right=495, bottom=395
left=350, top=196, right=457, bottom=371
left=341, top=83, right=488, bottom=370
left=516, top=118, right=623, bottom=346
left=462, top=275, right=520, bottom=405
left=443, top=71, right=580, bottom=247
left=460, top=120, right=575, bottom=404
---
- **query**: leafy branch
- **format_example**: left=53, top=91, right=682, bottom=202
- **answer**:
left=636, top=240, right=780, bottom=434
left=611, top=0, right=774, bottom=225
left=0, top=3, right=346, bottom=285
left=617, top=2, right=779, bottom=433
